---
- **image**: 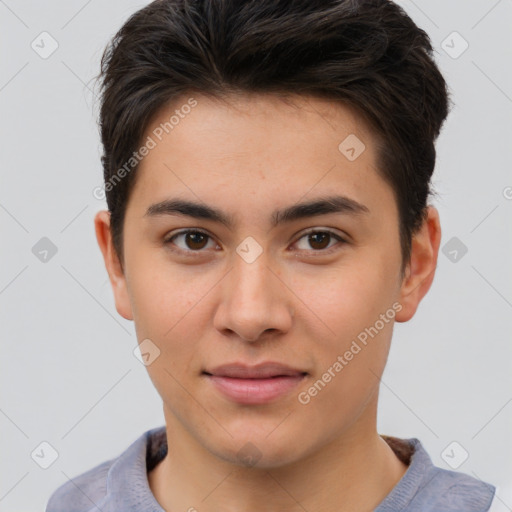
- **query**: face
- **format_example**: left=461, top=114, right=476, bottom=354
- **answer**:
left=96, top=92, right=439, bottom=469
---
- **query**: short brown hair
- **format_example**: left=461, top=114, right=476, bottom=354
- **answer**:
left=96, top=0, right=451, bottom=274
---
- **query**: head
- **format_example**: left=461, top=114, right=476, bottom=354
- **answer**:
left=95, top=0, right=449, bottom=468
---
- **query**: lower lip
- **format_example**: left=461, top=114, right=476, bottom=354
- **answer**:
left=205, top=374, right=306, bottom=404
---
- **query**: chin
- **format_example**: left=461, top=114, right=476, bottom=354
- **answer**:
left=206, top=428, right=309, bottom=470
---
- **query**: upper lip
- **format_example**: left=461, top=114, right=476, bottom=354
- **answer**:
left=204, top=362, right=307, bottom=379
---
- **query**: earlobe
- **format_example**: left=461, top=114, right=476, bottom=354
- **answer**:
left=94, top=210, right=134, bottom=321
left=395, top=206, right=441, bottom=323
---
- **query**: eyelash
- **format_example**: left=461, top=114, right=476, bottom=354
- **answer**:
left=163, top=228, right=347, bottom=257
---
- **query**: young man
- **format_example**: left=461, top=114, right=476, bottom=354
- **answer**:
left=47, top=0, right=497, bottom=510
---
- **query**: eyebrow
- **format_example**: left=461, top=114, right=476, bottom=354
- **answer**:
left=144, top=194, right=370, bottom=229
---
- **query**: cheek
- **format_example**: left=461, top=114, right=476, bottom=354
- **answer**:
left=294, top=272, right=395, bottom=431
left=289, top=256, right=398, bottom=404
left=291, top=260, right=395, bottom=342
left=126, top=246, right=213, bottom=339
left=127, top=261, right=209, bottom=409
left=125, top=256, right=219, bottom=406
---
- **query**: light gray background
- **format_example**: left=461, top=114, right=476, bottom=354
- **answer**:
left=1, top=1, right=511, bottom=510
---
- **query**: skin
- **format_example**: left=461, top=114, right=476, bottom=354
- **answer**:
left=95, top=92, right=441, bottom=512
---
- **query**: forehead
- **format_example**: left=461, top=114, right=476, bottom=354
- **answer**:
left=153, top=92, right=373, bottom=146
left=126, top=92, right=391, bottom=221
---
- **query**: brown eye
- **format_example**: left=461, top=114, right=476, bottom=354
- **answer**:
left=307, top=232, right=331, bottom=250
left=184, top=231, right=209, bottom=250
left=294, top=229, right=346, bottom=253
left=165, top=230, right=217, bottom=253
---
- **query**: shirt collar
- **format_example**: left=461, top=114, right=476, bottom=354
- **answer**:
left=101, top=426, right=166, bottom=512
left=97, top=426, right=453, bottom=512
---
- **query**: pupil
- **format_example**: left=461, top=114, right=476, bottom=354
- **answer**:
left=187, top=232, right=206, bottom=249
left=310, top=232, right=329, bottom=249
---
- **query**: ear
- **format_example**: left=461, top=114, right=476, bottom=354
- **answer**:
left=395, top=206, right=441, bottom=322
left=94, top=210, right=134, bottom=321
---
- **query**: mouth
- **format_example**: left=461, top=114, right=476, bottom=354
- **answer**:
left=202, top=362, right=308, bottom=404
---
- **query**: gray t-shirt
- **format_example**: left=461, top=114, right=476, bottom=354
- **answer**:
left=45, top=425, right=496, bottom=511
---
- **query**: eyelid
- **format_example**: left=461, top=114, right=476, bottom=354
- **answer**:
left=165, top=227, right=349, bottom=257
left=290, top=227, right=348, bottom=254
left=165, top=227, right=212, bottom=241
left=164, top=228, right=219, bottom=255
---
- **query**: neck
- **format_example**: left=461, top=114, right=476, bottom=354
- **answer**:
left=149, top=399, right=409, bottom=512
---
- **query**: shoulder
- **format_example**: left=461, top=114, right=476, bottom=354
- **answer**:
left=45, top=458, right=114, bottom=512
left=427, top=464, right=497, bottom=511
left=377, top=436, right=497, bottom=512
left=408, top=438, right=496, bottom=512
left=45, top=426, right=166, bottom=512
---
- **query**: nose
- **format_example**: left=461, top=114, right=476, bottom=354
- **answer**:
left=212, top=249, right=294, bottom=343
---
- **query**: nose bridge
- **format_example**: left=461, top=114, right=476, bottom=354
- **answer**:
left=230, top=245, right=276, bottom=307
left=213, top=242, right=293, bottom=341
